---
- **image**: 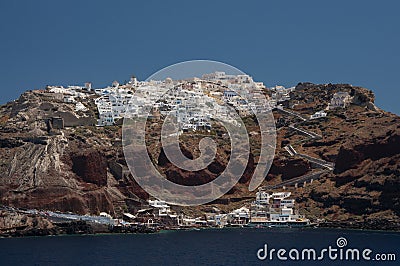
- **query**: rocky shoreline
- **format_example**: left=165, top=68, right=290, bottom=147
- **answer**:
left=3, top=224, right=399, bottom=238
left=0, top=220, right=160, bottom=238
left=2, top=217, right=399, bottom=238
left=1, top=221, right=93, bottom=238
left=317, top=219, right=400, bottom=231
left=0, top=209, right=159, bottom=238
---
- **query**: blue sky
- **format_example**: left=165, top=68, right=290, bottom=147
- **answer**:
left=0, top=0, right=399, bottom=114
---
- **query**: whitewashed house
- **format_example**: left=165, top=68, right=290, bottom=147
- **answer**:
left=310, top=110, right=327, bottom=120
left=92, top=73, right=266, bottom=129
left=95, top=95, right=114, bottom=126
left=329, top=91, right=351, bottom=109
left=148, top=199, right=177, bottom=218
left=49, top=86, right=70, bottom=94
left=227, top=207, right=250, bottom=225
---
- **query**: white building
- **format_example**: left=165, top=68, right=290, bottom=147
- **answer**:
left=310, top=110, right=327, bottom=120
left=329, top=91, right=351, bottom=109
left=48, top=84, right=91, bottom=100
left=250, top=191, right=309, bottom=224
left=93, top=73, right=266, bottom=128
left=270, top=85, right=293, bottom=103
left=49, top=86, right=71, bottom=94
left=227, top=207, right=250, bottom=225
left=148, top=199, right=176, bottom=218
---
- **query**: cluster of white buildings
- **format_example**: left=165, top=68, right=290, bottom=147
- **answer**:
left=115, top=191, right=308, bottom=228
left=93, top=72, right=270, bottom=131
left=41, top=74, right=354, bottom=131
left=111, top=198, right=249, bottom=228
left=143, top=199, right=252, bottom=228
left=269, top=85, right=295, bottom=107
left=251, top=191, right=296, bottom=222
left=309, top=91, right=351, bottom=119
left=163, top=84, right=214, bottom=131
left=176, top=206, right=251, bottom=228
left=200, top=72, right=272, bottom=118
left=38, top=72, right=287, bottom=131
left=93, top=76, right=145, bottom=126
left=95, top=88, right=139, bottom=126
left=148, top=199, right=177, bottom=218
left=47, top=83, right=91, bottom=113
left=248, top=191, right=309, bottom=226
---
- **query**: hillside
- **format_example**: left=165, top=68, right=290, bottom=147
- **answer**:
left=0, top=83, right=399, bottom=229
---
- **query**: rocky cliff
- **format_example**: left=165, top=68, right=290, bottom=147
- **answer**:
left=0, top=84, right=399, bottom=229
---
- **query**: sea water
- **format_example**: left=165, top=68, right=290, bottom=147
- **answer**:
left=0, top=228, right=398, bottom=265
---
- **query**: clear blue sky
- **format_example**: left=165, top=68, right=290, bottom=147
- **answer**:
left=1, top=0, right=399, bottom=114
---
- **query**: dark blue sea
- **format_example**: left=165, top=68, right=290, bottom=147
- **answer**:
left=0, top=228, right=399, bottom=265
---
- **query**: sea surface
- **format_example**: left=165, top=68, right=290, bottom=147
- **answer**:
left=0, top=228, right=399, bottom=265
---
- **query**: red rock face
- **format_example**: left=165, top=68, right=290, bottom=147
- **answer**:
left=334, top=147, right=364, bottom=174
left=72, top=150, right=108, bottom=186
left=157, top=146, right=194, bottom=167
left=270, top=158, right=311, bottom=180
left=118, top=175, right=150, bottom=201
left=158, top=146, right=216, bottom=185
left=335, top=129, right=400, bottom=174
left=156, top=146, right=255, bottom=186
left=239, top=153, right=254, bottom=184
left=165, top=168, right=214, bottom=186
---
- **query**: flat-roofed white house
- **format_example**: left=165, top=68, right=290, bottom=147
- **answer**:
left=148, top=199, right=174, bottom=217
left=49, top=86, right=70, bottom=94
left=310, top=110, right=327, bottom=120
